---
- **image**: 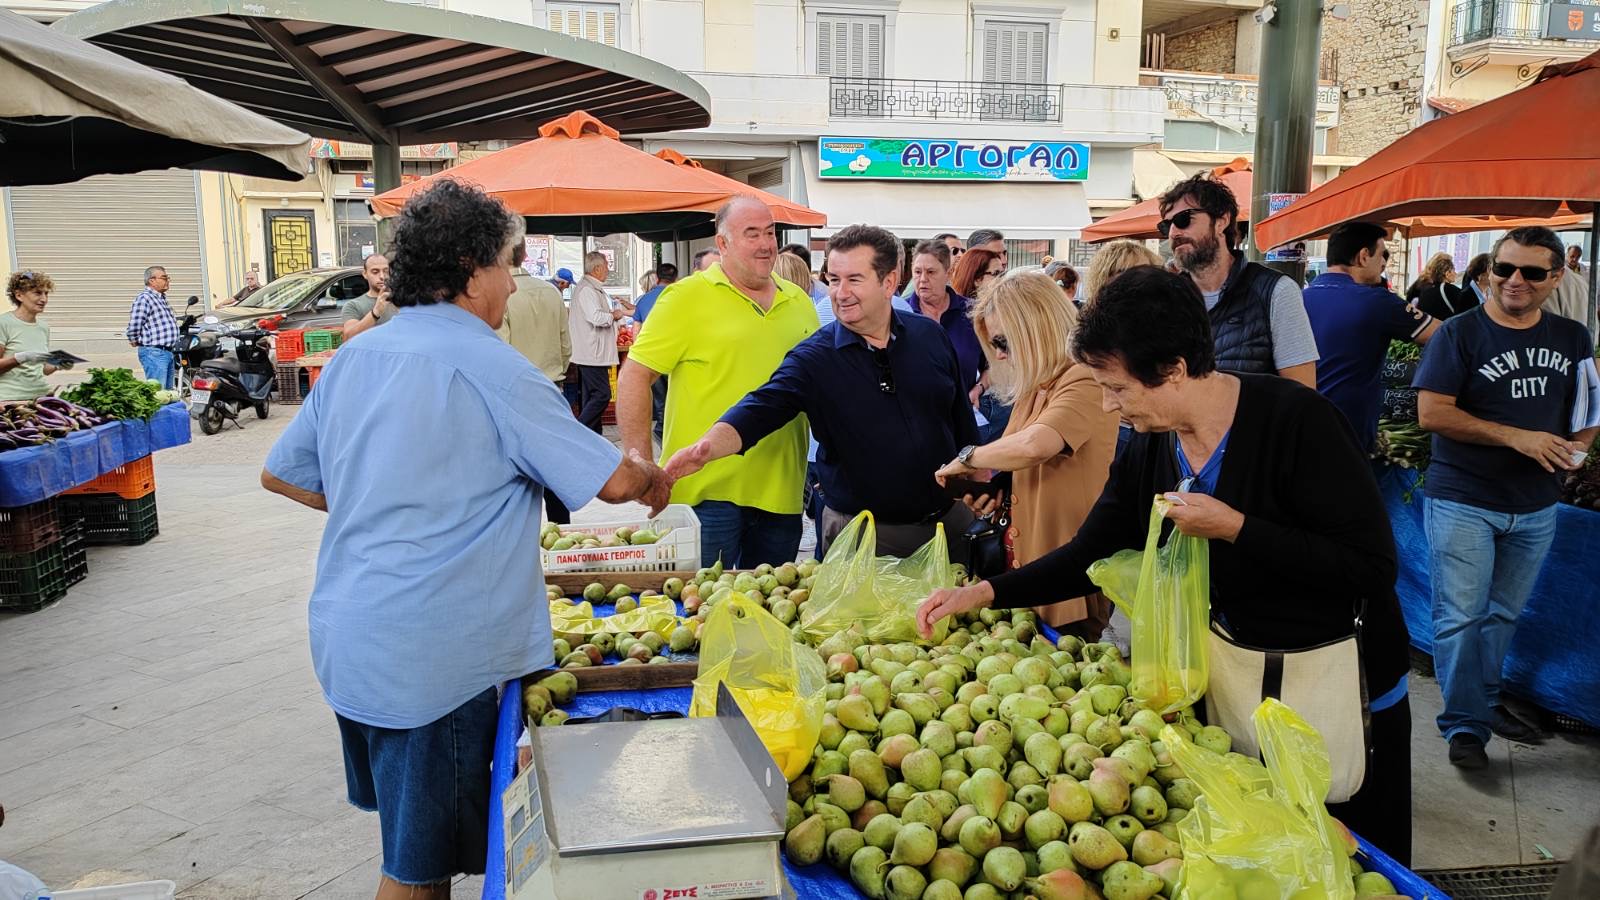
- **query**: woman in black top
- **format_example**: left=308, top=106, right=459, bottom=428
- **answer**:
left=1415, top=252, right=1475, bottom=319
left=915, top=267, right=1413, bottom=863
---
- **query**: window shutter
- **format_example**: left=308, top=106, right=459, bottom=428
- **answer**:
left=816, top=13, right=882, bottom=78
left=982, top=21, right=1048, bottom=84
left=547, top=2, right=620, bottom=47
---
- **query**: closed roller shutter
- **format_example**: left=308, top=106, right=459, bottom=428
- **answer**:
left=8, top=170, right=204, bottom=334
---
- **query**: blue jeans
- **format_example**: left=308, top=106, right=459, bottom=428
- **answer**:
left=137, top=346, right=175, bottom=389
left=977, top=391, right=1013, bottom=444
left=1424, top=497, right=1557, bottom=743
left=693, top=499, right=802, bottom=569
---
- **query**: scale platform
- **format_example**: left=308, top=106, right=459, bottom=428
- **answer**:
left=504, top=683, right=794, bottom=899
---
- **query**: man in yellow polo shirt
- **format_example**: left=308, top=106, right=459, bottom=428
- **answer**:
left=618, top=197, right=819, bottom=567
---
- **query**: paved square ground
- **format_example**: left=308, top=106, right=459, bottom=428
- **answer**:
left=0, top=408, right=1595, bottom=896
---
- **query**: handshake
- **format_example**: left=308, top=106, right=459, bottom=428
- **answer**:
left=625, top=437, right=720, bottom=516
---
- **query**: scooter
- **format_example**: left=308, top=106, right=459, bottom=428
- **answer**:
left=189, top=326, right=275, bottom=435
left=171, top=296, right=221, bottom=404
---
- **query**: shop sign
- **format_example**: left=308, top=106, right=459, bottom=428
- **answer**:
left=818, top=136, right=1089, bottom=182
left=1262, top=193, right=1307, bottom=263
left=1545, top=3, right=1600, bottom=38
left=309, top=140, right=457, bottom=159
left=354, top=173, right=421, bottom=191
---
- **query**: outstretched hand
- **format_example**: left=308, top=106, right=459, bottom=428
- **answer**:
left=631, top=449, right=673, bottom=516
left=664, top=440, right=714, bottom=481
left=915, top=582, right=996, bottom=638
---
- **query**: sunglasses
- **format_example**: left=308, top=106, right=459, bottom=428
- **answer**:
left=989, top=334, right=1009, bottom=354
left=871, top=346, right=895, bottom=394
left=1156, top=209, right=1209, bottom=238
left=1491, top=261, right=1557, bottom=282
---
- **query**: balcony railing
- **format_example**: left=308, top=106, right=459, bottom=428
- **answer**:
left=1451, top=0, right=1600, bottom=45
left=828, top=77, right=1063, bottom=123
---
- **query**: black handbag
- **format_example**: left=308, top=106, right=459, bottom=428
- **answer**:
left=965, top=494, right=1012, bottom=579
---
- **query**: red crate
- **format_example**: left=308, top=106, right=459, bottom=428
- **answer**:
left=307, top=366, right=324, bottom=390
left=275, top=329, right=306, bottom=362
left=0, top=499, right=61, bottom=554
left=63, top=456, right=155, bottom=500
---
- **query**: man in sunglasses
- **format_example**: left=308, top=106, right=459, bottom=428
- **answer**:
left=1302, top=221, right=1438, bottom=452
left=1414, top=226, right=1599, bottom=770
left=664, top=224, right=979, bottom=559
left=1158, top=175, right=1319, bottom=387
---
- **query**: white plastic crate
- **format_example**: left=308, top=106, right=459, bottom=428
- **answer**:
left=40, top=881, right=176, bottom=900
left=541, top=504, right=700, bottom=572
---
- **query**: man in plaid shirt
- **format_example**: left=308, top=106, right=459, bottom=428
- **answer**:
left=126, top=265, right=180, bottom=388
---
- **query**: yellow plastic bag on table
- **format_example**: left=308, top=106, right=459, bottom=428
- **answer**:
left=690, top=592, right=828, bottom=780
left=1163, top=698, right=1355, bottom=900
left=799, top=510, right=955, bottom=646
left=603, top=594, right=678, bottom=639
left=1088, top=495, right=1210, bottom=715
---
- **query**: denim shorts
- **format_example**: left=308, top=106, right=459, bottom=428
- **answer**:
left=336, top=687, right=498, bottom=885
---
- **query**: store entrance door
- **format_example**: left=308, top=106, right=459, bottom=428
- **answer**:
left=265, top=210, right=317, bottom=282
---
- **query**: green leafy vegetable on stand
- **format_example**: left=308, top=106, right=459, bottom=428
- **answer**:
left=62, top=368, right=164, bottom=421
left=1386, top=339, right=1421, bottom=363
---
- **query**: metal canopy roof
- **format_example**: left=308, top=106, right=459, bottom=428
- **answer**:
left=56, top=0, right=711, bottom=146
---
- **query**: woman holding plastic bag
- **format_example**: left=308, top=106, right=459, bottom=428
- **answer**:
left=914, top=267, right=1414, bottom=863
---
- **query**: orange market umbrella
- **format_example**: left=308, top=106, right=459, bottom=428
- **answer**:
left=1254, top=50, right=1600, bottom=249
left=651, top=149, right=825, bottom=231
left=1082, top=159, right=1253, bottom=243
left=370, top=111, right=732, bottom=234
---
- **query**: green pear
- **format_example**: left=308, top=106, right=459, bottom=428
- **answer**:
left=853, top=800, right=888, bottom=831
left=1195, top=724, right=1232, bottom=754
left=1129, top=785, right=1168, bottom=825
left=981, top=845, right=1027, bottom=891
left=967, top=767, right=1010, bottom=819
left=885, top=781, right=916, bottom=816
left=1015, top=783, right=1050, bottom=814
left=958, top=814, right=1002, bottom=858
left=900, top=748, right=943, bottom=792
left=941, top=804, right=979, bottom=844
left=900, top=795, right=942, bottom=832
left=814, top=801, right=851, bottom=835
left=1165, top=777, right=1200, bottom=810
left=784, top=814, right=825, bottom=865
left=1087, top=766, right=1130, bottom=816
left=825, top=826, right=864, bottom=870
left=1099, top=859, right=1163, bottom=900
left=1063, top=742, right=1103, bottom=780
left=1036, top=839, right=1078, bottom=875
left=1024, top=809, right=1067, bottom=849
left=820, top=774, right=866, bottom=812
left=836, top=693, right=880, bottom=732
left=1047, top=776, right=1095, bottom=824
left=863, top=813, right=901, bottom=850
left=1067, top=821, right=1127, bottom=871
left=879, top=708, right=916, bottom=738
left=1145, top=858, right=1183, bottom=896
left=995, top=800, right=1029, bottom=841
left=848, top=845, right=889, bottom=899
left=928, top=846, right=978, bottom=886
left=921, top=720, right=957, bottom=758
left=1104, top=815, right=1143, bottom=849
left=850, top=749, right=890, bottom=799
left=1354, top=872, right=1398, bottom=897
left=1025, top=731, right=1064, bottom=777
left=1130, top=829, right=1181, bottom=866
left=883, top=864, right=926, bottom=900
left=888, top=822, right=937, bottom=866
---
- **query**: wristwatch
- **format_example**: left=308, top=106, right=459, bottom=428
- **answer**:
left=956, top=444, right=978, bottom=467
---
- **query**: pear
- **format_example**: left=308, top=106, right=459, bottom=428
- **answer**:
left=1087, top=683, right=1127, bottom=716
left=921, top=721, right=957, bottom=758
left=1079, top=662, right=1111, bottom=688
left=1093, top=756, right=1140, bottom=787
left=1145, top=858, right=1183, bottom=896
left=848, top=845, right=889, bottom=899
left=838, top=731, right=870, bottom=757
left=1015, top=783, right=1049, bottom=814
left=894, top=692, right=940, bottom=726
left=958, top=814, right=1002, bottom=858
left=940, top=804, right=979, bottom=844
left=940, top=702, right=975, bottom=733
left=900, top=795, right=942, bottom=832
left=1024, top=731, right=1064, bottom=777
left=922, top=881, right=963, bottom=900
left=885, top=781, right=916, bottom=816
left=836, top=693, right=880, bottom=732
left=1024, top=809, right=1067, bottom=849
left=1087, top=766, right=1131, bottom=816
left=967, top=767, right=1010, bottom=819
left=1047, top=776, right=1095, bottom=824
left=863, top=813, right=901, bottom=850
left=859, top=676, right=891, bottom=715
left=1026, top=869, right=1090, bottom=900
left=1069, top=709, right=1099, bottom=737
left=1195, top=724, right=1232, bottom=755
left=999, top=693, right=1050, bottom=722
left=890, top=670, right=922, bottom=696
left=995, top=800, right=1029, bottom=841
left=1130, top=829, right=1182, bottom=866
left=821, top=774, right=866, bottom=812
left=1111, top=740, right=1157, bottom=782
left=784, top=814, right=826, bottom=865
left=1099, top=860, right=1163, bottom=900
left=1067, top=821, right=1128, bottom=871
left=825, top=826, right=865, bottom=870
left=970, top=693, right=1001, bottom=723
left=974, top=719, right=1014, bottom=755
left=1165, top=777, right=1200, bottom=810
left=922, top=789, right=959, bottom=820
left=1354, top=872, right=1398, bottom=897
left=850, top=749, right=890, bottom=799
left=900, top=748, right=943, bottom=792
left=1086, top=714, right=1125, bottom=751
left=879, top=708, right=916, bottom=738
left=1156, top=822, right=1181, bottom=844
left=785, top=799, right=805, bottom=832
left=988, top=673, right=1024, bottom=697
left=818, top=714, right=846, bottom=751
left=1104, top=815, right=1143, bottom=849
left=1127, top=708, right=1167, bottom=741
left=883, top=865, right=926, bottom=900
left=814, top=802, right=851, bottom=835
left=981, top=845, right=1027, bottom=892
left=1007, top=762, right=1044, bottom=793
left=877, top=733, right=920, bottom=769
left=853, top=800, right=888, bottom=831
left=1036, top=839, right=1078, bottom=875
left=1043, top=707, right=1072, bottom=737
left=889, top=821, right=938, bottom=866
left=1129, top=785, right=1168, bottom=825
left=1063, top=742, right=1103, bottom=780
left=964, top=744, right=1008, bottom=774
left=928, top=846, right=978, bottom=887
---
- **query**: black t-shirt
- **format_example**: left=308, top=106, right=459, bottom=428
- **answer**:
left=1413, top=306, right=1594, bottom=512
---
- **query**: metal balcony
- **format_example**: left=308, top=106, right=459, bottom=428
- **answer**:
left=1451, top=0, right=1600, bottom=46
left=828, top=77, right=1063, bottom=123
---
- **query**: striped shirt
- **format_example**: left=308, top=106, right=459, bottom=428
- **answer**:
left=127, top=288, right=179, bottom=348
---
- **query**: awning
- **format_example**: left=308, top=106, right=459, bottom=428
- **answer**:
left=799, top=144, right=1090, bottom=241
left=1132, top=149, right=1187, bottom=201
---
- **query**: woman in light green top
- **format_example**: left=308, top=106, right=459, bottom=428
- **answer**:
left=0, top=270, right=64, bottom=401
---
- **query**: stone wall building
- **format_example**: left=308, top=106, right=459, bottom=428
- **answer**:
left=1161, top=18, right=1239, bottom=74
left=1321, top=0, right=1430, bottom=157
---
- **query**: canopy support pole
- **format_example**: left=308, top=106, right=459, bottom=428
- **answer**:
left=1587, top=225, right=1598, bottom=333
left=1249, top=0, right=1321, bottom=286
left=373, top=142, right=402, bottom=251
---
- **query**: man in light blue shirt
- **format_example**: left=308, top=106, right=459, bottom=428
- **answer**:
left=262, top=180, right=669, bottom=894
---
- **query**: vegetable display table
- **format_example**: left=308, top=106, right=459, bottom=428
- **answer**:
left=0, top=403, right=190, bottom=507
left=1380, top=464, right=1600, bottom=729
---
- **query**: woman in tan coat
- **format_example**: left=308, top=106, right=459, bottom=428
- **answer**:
left=934, top=270, right=1120, bottom=630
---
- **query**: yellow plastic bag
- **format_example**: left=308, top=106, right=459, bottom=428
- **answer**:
left=602, top=594, right=678, bottom=639
left=1163, top=698, right=1355, bottom=900
left=691, top=592, right=828, bottom=780
left=799, top=511, right=955, bottom=645
left=1088, top=495, right=1210, bottom=714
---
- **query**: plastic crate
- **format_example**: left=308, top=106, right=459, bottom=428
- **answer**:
left=304, top=329, right=342, bottom=353
left=63, top=455, right=155, bottom=500
left=275, top=328, right=306, bottom=361
left=42, top=880, right=177, bottom=900
left=0, top=539, right=69, bottom=613
left=307, top=365, right=324, bottom=390
left=62, top=518, right=87, bottom=587
left=0, top=498, right=61, bottom=553
left=60, top=493, right=160, bottom=546
left=274, top=361, right=307, bottom=404
left=541, top=504, right=700, bottom=573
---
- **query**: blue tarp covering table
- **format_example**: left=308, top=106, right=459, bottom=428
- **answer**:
left=1380, top=464, right=1600, bottom=728
left=485, top=617, right=1444, bottom=899
left=0, top=403, right=189, bottom=507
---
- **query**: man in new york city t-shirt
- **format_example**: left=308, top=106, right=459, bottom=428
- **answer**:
left=1414, top=227, right=1599, bottom=771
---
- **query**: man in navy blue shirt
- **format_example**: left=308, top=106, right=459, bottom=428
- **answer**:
left=665, top=224, right=979, bottom=559
left=1303, top=221, right=1437, bottom=451
left=1415, top=226, right=1599, bottom=770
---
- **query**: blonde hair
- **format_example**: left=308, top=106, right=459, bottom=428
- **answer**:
left=773, top=252, right=812, bottom=291
left=1423, top=252, right=1455, bottom=285
left=970, top=270, right=1077, bottom=402
left=1081, top=240, right=1163, bottom=304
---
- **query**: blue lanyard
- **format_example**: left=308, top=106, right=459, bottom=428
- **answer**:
left=1175, top=430, right=1231, bottom=495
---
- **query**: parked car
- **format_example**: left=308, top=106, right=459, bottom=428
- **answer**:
left=211, top=267, right=368, bottom=332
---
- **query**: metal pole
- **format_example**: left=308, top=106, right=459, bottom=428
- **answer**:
left=1586, top=225, right=1598, bottom=334
left=373, top=141, right=402, bottom=253
left=1249, top=0, right=1322, bottom=286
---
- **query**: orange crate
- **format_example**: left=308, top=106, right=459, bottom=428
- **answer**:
left=64, top=455, right=156, bottom=500
left=275, top=329, right=306, bottom=361
left=307, top=366, right=323, bottom=390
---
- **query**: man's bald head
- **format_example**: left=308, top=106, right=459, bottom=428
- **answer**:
left=713, top=196, right=778, bottom=291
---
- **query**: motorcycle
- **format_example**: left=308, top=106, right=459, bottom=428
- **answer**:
left=188, top=325, right=275, bottom=435
left=171, top=296, right=222, bottom=404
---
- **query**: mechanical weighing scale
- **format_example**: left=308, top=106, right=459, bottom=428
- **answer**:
left=502, top=683, right=794, bottom=899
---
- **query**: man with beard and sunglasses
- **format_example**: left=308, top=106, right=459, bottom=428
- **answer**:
left=1303, top=221, right=1439, bottom=452
left=1158, top=175, right=1320, bottom=387
left=663, top=224, right=979, bottom=560
left=1414, top=226, right=1600, bottom=770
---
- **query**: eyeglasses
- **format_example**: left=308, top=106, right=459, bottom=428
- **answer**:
left=1156, top=209, right=1210, bottom=238
left=871, top=346, right=895, bottom=394
left=989, top=334, right=1009, bottom=354
left=1491, top=261, right=1557, bottom=282
left=951, top=248, right=964, bottom=258
left=1381, top=249, right=1391, bottom=261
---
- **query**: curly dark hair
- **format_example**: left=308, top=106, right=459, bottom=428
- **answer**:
left=1072, top=266, right=1217, bottom=388
left=1159, top=174, right=1241, bottom=249
left=7, top=270, right=54, bottom=305
left=386, top=179, right=521, bottom=307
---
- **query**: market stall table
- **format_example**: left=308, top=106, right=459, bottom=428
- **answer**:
left=0, top=402, right=190, bottom=507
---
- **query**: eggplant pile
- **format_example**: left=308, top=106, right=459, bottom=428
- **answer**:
left=0, top=397, right=107, bottom=451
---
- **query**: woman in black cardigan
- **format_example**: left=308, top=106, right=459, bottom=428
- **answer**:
left=916, top=267, right=1414, bottom=863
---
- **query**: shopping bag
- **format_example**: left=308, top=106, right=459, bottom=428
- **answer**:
left=691, top=592, right=828, bottom=780
left=1088, top=495, right=1210, bottom=715
left=1164, top=698, right=1356, bottom=900
left=800, top=510, right=955, bottom=646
